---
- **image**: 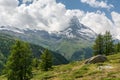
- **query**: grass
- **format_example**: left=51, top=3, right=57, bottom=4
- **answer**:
left=0, top=53, right=120, bottom=80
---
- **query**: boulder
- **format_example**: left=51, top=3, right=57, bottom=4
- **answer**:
left=85, top=55, right=107, bottom=64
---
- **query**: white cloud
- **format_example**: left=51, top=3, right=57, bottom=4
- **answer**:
left=0, top=0, right=70, bottom=31
left=81, top=0, right=114, bottom=10
left=78, top=11, right=120, bottom=39
left=0, top=0, right=18, bottom=26
left=111, top=12, right=120, bottom=28
left=66, top=9, right=85, bottom=20
left=111, top=12, right=120, bottom=39
left=0, top=0, right=18, bottom=8
left=80, top=11, right=114, bottom=34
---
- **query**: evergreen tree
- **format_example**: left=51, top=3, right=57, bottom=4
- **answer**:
left=93, top=34, right=104, bottom=55
left=103, top=31, right=114, bottom=55
left=0, top=51, right=5, bottom=62
left=32, top=58, right=39, bottom=69
left=93, top=31, right=114, bottom=55
left=5, top=40, right=33, bottom=80
left=0, top=51, right=5, bottom=74
left=40, top=49, right=53, bottom=71
left=115, top=42, right=120, bottom=53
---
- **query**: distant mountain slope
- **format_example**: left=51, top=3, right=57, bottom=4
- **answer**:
left=0, top=16, right=97, bottom=61
left=0, top=33, right=68, bottom=68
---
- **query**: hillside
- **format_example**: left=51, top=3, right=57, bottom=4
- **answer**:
left=1, top=53, right=120, bottom=80
left=32, top=53, right=120, bottom=80
left=0, top=33, right=68, bottom=74
left=0, top=16, right=96, bottom=61
left=27, top=53, right=120, bottom=80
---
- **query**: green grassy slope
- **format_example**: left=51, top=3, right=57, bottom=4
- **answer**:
left=32, top=53, right=120, bottom=80
left=1, top=53, right=120, bottom=80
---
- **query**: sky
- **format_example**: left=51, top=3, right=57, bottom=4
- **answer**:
left=0, top=0, right=120, bottom=39
left=57, top=0, right=120, bottom=19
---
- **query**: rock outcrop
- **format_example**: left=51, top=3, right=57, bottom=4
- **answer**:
left=85, top=55, right=107, bottom=64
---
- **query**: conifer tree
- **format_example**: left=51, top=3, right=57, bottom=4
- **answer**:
left=103, top=31, right=114, bottom=55
left=93, top=34, right=104, bottom=55
left=0, top=51, right=5, bottom=74
left=115, top=42, right=120, bottom=53
left=40, top=49, right=53, bottom=71
left=5, top=40, right=33, bottom=80
left=93, top=31, right=114, bottom=55
left=32, top=58, right=39, bottom=68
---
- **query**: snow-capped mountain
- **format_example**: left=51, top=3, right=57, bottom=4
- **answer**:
left=0, top=26, right=24, bottom=34
left=0, top=16, right=97, bottom=41
left=57, top=16, right=97, bottom=40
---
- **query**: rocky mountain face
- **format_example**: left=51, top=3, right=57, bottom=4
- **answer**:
left=0, top=16, right=97, bottom=41
left=58, top=16, right=97, bottom=40
left=0, top=16, right=98, bottom=61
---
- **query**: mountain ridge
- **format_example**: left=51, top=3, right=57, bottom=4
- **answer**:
left=0, top=17, right=100, bottom=61
left=0, top=16, right=118, bottom=61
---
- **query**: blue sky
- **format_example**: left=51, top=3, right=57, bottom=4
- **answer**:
left=56, top=0, right=120, bottom=12
left=56, top=0, right=120, bottom=19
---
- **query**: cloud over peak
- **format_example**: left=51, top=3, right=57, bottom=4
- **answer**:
left=81, top=11, right=114, bottom=33
left=0, top=0, right=70, bottom=31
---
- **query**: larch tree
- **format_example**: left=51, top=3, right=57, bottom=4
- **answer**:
left=103, top=31, right=114, bottom=55
left=5, top=40, right=33, bottom=80
left=93, top=34, right=104, bottom=55
left=115, top=42, right=120, bottom=53
left=40, top=49, right=53, bottom=71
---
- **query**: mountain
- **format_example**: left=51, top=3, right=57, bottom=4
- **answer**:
left=0, top=33, right=69, bottom=73
left=0, top=16, right=96, bottom=41
left=0, top=16, right=97, bottom=61
left=56, top=16, right=96, bottom=40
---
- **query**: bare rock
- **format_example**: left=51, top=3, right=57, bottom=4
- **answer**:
left=85, top=55, right=107, bottom=64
